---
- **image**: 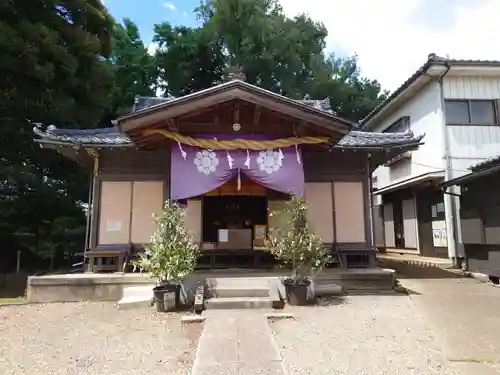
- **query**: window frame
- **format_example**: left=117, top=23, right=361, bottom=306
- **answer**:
left=385, top=116, right=410, bottom=133
left=444, top=99, right=499, bottom=126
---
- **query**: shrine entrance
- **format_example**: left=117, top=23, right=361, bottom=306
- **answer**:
left=197, top=177, right=276, bottom=268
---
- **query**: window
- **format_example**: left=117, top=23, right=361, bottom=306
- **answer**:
left=431, top=201, right=445, bottom=219
left=445, top=100, right=498, bottom=125
left=385, top=116, right=410, bottom=133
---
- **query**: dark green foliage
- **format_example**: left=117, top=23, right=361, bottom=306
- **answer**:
left=0, top=0, right=114, bottom=271
left=153, top=23, right=225, bottom=97
left=108, top=18, right=158, bottom=117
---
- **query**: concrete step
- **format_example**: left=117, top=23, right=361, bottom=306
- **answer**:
left=117, top=295, right=152, bottom=310
left=204, top=296, right=275, bottom=310
left=207, top=287, right=270, bottom=298
left=121, top=284, right=155, bottom=299
left=118, top=284, right=155, bottom=310
left=205, top=277, right=273, bottom=289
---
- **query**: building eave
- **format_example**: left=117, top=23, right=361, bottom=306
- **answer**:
left=373, top=171, right=445, bottom=195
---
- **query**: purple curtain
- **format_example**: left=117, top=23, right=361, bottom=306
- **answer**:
left=170, top=134, right=304, bottom=200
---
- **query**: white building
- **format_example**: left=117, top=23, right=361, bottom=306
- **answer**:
left=363, top=54, right=500, bottom=263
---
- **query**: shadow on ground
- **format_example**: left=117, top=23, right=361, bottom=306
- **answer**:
left=314, top=295, right=347, bottom=306
left=380, top=260, right=463, bottom=280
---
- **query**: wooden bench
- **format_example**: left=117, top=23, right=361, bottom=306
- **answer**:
left=85, top=247, right=130, bottom=273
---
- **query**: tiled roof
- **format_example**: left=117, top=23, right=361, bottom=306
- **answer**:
left=469, top=155, right=500, bottom=172
left=33, top=125, right=131, bottom=145
left=33, top=125, right=423, bottom=149
left=361, top=53, right=500, bottom=129
left=338, top=130, right=423, bottom=148
left=133, top=96, right=174, bottom=112
left=133, top=95, right=334, bottom=114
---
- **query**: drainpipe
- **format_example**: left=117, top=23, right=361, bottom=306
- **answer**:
left=436, top=63, right=461, bottom=266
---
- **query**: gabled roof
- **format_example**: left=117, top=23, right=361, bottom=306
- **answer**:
left=361, top=54, right=500, bottom=130
left=117, top=79, right=354, bottom=134
left=33, top=125, right=423, bottom=150
left=133, top=95, right=335, bottom=115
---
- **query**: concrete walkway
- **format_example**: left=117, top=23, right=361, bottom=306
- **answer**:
left=394, top=263, right=500, bottom=375
left=191, top=313, right=285, bottom=375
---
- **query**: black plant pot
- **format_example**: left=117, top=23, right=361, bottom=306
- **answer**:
left=285, top=282, right=310, bottom=306
left=153, top=284, right=181, bottom=312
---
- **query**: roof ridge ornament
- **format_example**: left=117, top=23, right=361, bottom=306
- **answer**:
left=226, top=66, right=246, bottom=82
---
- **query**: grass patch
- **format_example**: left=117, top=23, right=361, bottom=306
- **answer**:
left=0, top=297, right=26, bottom=305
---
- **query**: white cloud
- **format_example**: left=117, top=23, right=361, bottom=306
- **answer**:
left=278, top=0, right=500, bottom=92
left=163, top=2, right=176, bottom=11
left=147, top=43, right=159, bottom=56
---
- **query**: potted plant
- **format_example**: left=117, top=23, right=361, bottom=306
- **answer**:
left=265, top=195, right=329, bottom=305
left=133, top=200, right=200, bottom=312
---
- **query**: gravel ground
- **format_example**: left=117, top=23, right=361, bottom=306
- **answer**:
left=0, top=302, right=202, bottom=375
left=271, top=295, right=459, bottom=375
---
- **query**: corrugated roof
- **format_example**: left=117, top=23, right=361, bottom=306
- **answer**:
left=361, top=54, right=500, bottom=128
left=33, top=125, right=423, bottom=149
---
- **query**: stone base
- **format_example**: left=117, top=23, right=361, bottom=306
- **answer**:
left=27, top=268, right=396, bottom=303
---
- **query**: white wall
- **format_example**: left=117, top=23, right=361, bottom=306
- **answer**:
left=372, top=81, right=444, bottom=189
left=443, top=76, right=500, bottom=179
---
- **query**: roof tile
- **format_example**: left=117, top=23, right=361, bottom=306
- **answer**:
left=34, top=125, right=423, bottom=149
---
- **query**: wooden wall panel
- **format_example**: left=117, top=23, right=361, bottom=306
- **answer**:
left=98, top=181, right=132, bottom=245
left=130, top=181, right=164, bottom=243
left=334, top=182, right=366, bottom=243
left=304, top=183, right=334, bottom=243
left=303, top=149, right=367, bottom=182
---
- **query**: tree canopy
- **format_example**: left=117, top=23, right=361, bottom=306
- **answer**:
left=152, top=0, right=388, bottom=121
left=0, top=0, right=115, bottom=271
left=0, top=0, right=388, bottom=272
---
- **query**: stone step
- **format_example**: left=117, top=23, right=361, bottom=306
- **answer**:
left=204, top=296, right=275, bottom=310
left=207, top=287, right=270, bottom=298
left=205, top=277, right=272, bottom=289
left=117, top=295, right=152, bottom=310
left=121, top=284, right=155, bottom=299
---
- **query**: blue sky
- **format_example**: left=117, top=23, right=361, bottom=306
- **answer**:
left=105, top=0, right=201, bottom=43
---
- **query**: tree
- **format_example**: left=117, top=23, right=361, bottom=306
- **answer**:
left=197, top=0, right=329, bottom=98
left=153, top=23, right=225, bottom=97
left=0, top=0, right=115, bottom=271
left=107, top=18, right=158, bottom=118
left=311, top=54, right=389, bottom=121
left=156, top=0, right=386, bottom=122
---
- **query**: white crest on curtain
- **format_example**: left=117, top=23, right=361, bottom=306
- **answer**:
left=194, top=149, right=219, bottom=175
left=257, top=149, right=283, bottom=174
